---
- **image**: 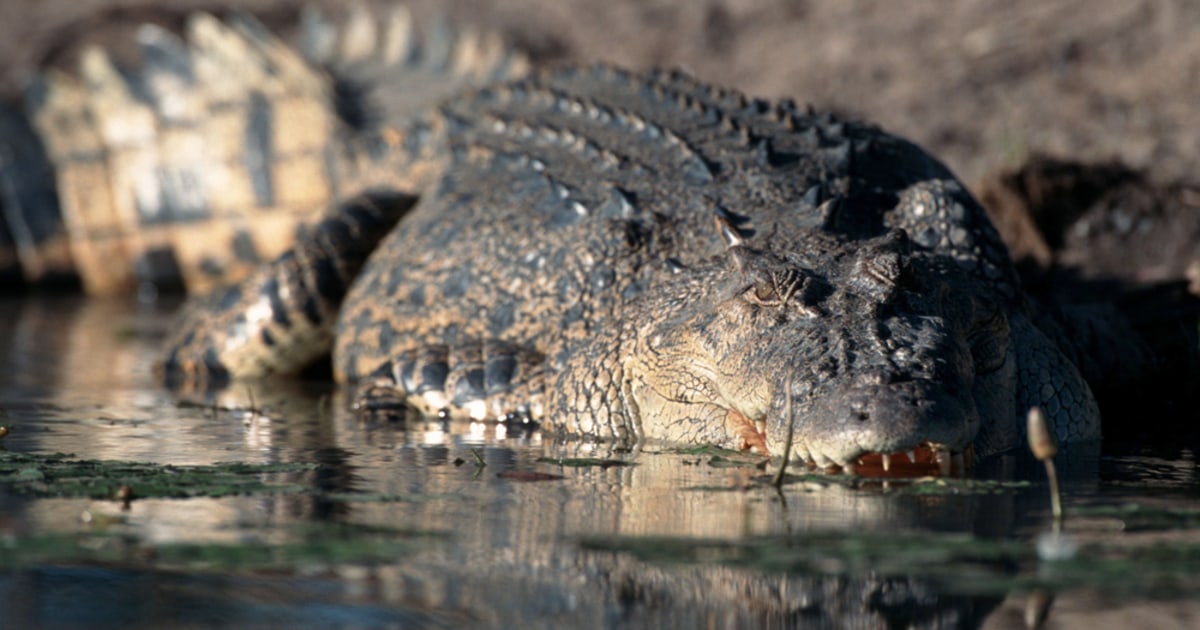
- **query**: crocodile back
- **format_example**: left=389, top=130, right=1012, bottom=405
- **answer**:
left=334, top=64, right=1021, bottom=379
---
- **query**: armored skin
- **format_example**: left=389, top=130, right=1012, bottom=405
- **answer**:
left=3, top=8, right=1100, bottom=470
left=162, top=62, right=1099, bottom=470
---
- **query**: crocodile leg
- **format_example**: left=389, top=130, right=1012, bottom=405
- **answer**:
left=1008, top=313, right=1102, bottom=444
left=160, top=191, right=414, bottom=386
left=351, top=340, right=547, bottom=424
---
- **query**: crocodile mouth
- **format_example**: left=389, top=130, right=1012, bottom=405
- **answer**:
left=832, top=444, right=975, bottom=478
left=729, top=408, right=975, bottom=478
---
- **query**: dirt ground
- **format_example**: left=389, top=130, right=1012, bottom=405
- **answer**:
left=2, top=0, right=1198, bottom=189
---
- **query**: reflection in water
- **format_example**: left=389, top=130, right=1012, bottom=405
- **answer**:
left=0, top=296, right=1196, bottom=628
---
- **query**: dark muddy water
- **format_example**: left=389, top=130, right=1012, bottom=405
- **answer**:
left=1, top=295, right=1197, bottom=629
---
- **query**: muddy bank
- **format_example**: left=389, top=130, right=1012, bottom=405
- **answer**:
left=2, top=0, right=1198, bottom=187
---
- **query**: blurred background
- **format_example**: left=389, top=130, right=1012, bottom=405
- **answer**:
left=2, top=0, right=1197, bottom=187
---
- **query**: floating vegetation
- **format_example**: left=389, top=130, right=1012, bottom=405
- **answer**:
left=705, top=455, right=769, bottom=469
left=536, top=457, right=636, bottom=468
left=0, top=451, right=319, bottom=499
left=891, top=477, right=1033, bottom=495
left=582, top=530, right=1027, bottom=595
left=496, top=470, right=564, bottom=482
left=321, top=491, right=467, bottom=504
left=581, top=530, right=1200, bottom=599
left=671, top=444, right=754, bottom=458
left=684, top=469, right=1031, bottom=494
left=0, top=522, right=442, bottom=571
left=1069, top=503, right=1200, bottom=533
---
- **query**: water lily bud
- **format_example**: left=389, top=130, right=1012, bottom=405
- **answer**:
left=1026, top=407, right=1057, bottom=461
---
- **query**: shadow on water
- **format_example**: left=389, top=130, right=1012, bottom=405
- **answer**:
left=1, top=296, right=1198, bottom=629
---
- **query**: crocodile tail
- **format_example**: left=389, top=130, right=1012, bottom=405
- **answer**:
left=2, top=2, right=528, bottom=295
left=0, top=102, right=69, bottom=287
left=298, top=2, right=529, bottom=204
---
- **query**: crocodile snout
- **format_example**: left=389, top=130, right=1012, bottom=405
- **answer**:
left=769, top=374, right=980, bottom=475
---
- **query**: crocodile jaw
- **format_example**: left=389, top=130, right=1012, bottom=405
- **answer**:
left=762, top=378, right=981, bottom=476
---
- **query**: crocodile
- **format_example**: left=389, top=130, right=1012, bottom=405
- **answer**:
left=4, top=5, right=1103, bottom=472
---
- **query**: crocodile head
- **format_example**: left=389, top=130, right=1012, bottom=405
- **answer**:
left=624, top=228, right=1015, bottom=473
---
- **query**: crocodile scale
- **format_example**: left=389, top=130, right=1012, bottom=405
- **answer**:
left=5, top=6, right=1101, bottom=470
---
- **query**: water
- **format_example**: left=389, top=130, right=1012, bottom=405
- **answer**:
left=1, top=295, right=1197, bottom=629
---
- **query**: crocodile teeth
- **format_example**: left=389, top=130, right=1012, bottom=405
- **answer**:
left=841, top=461, right=857, bottom=476
left=881, top=453, right=892, bottom=472
left=793, top=444, right=816, bottom=469
left=906, top=450, right=917, bottom=464
left=934, top=447, right=952, bottom=477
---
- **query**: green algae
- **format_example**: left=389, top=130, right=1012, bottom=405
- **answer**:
left=535, top=457, right=636, bottom=468
left=1022, top=542, right=1200, bottom=597
left=0, top=451, right=319, bottom=499
left=322, top=491, right=466, bottom=503
left=1069, top=503, right=1200, bottom=532
left=0, top=522, right=442, bottom=571
left=684, top=470, right=1032, bottom=494
left=891, top=476, right=1033, bottom=494
left=582, top=530, right=1027, bottom=594
left=581, top=525, right=1200, bottom=599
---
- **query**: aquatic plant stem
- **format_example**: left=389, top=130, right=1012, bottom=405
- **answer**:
left=1026, top=407, right=1063, bottom=532
left=772, top=382, right=795, bottom=488
left=1045, top=461, right=1062, bottom=533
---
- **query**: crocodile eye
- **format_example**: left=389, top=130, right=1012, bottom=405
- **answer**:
left=753, top=281, right=779, bottom=304
left=743, top=278, right=784, bottom=307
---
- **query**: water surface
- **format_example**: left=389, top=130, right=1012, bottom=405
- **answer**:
left=1, top=296, right=1197, bottom=628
